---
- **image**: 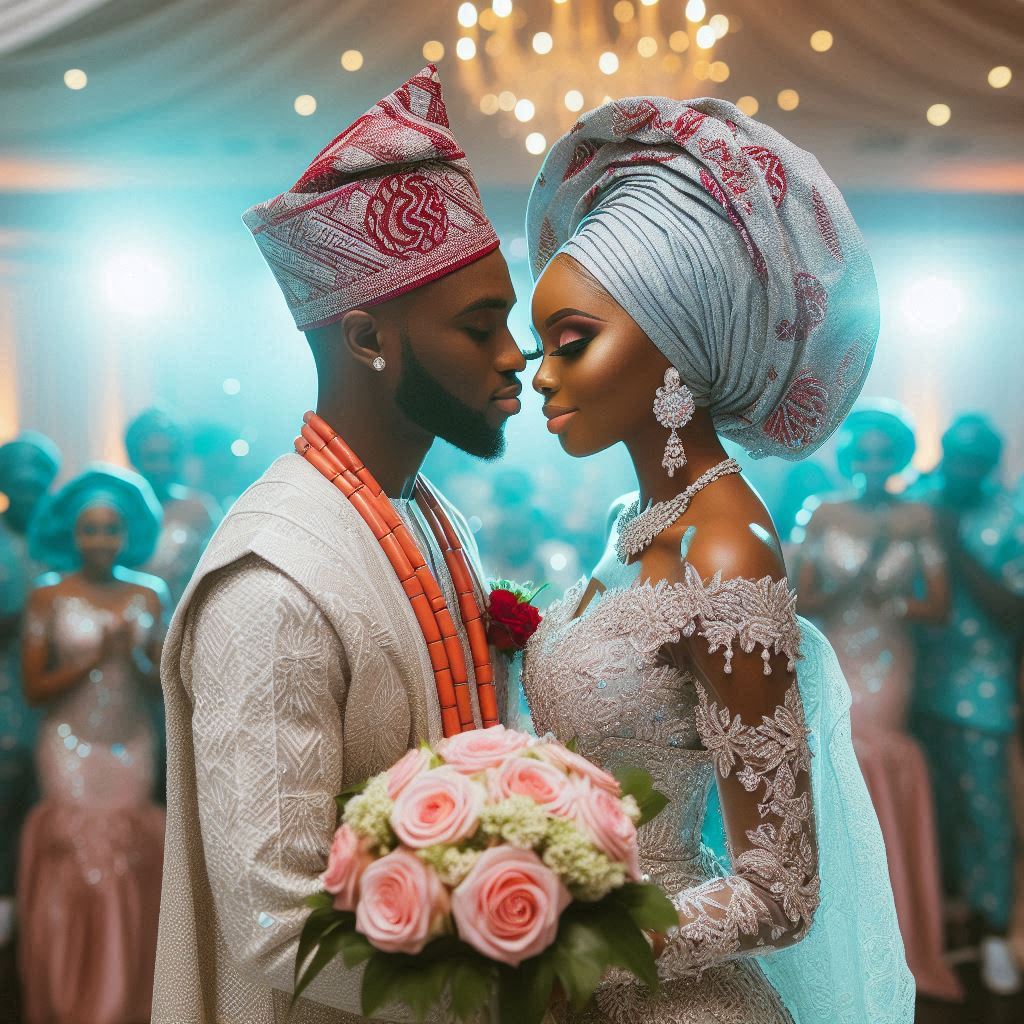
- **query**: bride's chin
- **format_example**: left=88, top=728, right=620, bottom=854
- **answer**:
left=556, top=432, right=599, bottom=459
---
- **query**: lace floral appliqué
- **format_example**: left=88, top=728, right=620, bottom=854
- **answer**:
left=660, top=681, right=819, bottom=980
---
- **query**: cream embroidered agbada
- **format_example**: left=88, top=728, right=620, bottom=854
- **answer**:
left=153, top=455, right=506, bottom=1023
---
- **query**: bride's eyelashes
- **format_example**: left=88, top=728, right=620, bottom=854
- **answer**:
left=551, top=335, right=593, bottom=357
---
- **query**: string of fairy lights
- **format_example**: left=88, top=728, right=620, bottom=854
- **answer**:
left=57, top=1, right=1015, bottom=156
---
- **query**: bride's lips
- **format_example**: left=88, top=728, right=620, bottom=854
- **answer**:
left=543, top=404, right=578, bottom=435
left=490, top=381, right=523, bottom=417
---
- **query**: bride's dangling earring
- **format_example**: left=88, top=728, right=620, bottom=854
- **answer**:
left=654, top=368, right=695, bottom=477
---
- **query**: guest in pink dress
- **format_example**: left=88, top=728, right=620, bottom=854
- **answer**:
left=18, top=464, right=168, bottom=1024
left=795, top=400, right=963, bottom=1001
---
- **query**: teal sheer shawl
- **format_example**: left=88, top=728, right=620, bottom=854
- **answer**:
left=703, top=618, right=915, bottom=1022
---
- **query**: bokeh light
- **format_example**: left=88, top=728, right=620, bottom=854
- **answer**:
left=695, top=25, right=716, bottom=49
left=900, top=275, right=964, bottom=333
left=422, top=40, right=445, bottom=62
left=810, top=30, right=833, bottom=52
left=294, top=94, right=317, bottom=116
left=63, top=68, right=87, bottom=90
left=514, top=98, right=535, bottom=122
left=613, top=1, right=635, bottom=22
left=340, top=50, right=363, bottom=71
left=988, top=66, right=1012, bottom=89
left=525, top=132, right=547, bottom=155
left=777, top=88, right=800, bottom=111
left=99, top=247, right=172, bottom=318
left=926, top=103, right=951, bottom=126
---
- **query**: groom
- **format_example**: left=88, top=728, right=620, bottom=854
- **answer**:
left=153, top=67, right=525, bottom=1023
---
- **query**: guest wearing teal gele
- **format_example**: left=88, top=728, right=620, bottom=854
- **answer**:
left=17, top=464, right=169, bottom=1024
left=910, top=414, right=1024, bottom=996
left=0, top=431, right=60, bottom=950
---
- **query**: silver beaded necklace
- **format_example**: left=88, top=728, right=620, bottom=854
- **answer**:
left=614, top=457, right=742, bottom=563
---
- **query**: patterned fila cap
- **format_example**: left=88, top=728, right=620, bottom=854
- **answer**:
left=244, top=66, right=500, bottom=331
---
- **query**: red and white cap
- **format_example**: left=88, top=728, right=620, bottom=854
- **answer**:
left=244, top=65, right=500, bottom=331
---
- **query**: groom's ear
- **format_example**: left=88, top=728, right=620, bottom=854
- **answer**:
left=340, top=309, right=384, bottom=370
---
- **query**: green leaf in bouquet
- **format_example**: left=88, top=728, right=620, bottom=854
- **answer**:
left=611, top=765, right=670, bottom=826
left=362, top=949, right=452, bottom=1022
left=449, top=956, right=495, bottom=1022
left=303, top=892, right=333, bottom=911
left=607, top=881, right=679, bottom=933
left=337, top=928, right=375, bottom=968
left=334, top=777, right=370, bottom=815
left=497, top=951, right=556, bottom=1024
left=599, top=912, right=659, bottom=991
left=294, top=906, right=345, bottom=992
left=293, top=918, right=360, bottom=1004
left=550, top=907, right=613, bottom=1011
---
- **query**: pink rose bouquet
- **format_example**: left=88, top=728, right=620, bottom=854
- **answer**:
left=295, top=726, right=674, bottom=1023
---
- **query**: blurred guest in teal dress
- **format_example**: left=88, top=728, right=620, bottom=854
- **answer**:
left=796, top=401, right=962, bottom=1000
left=910, top=413, right=1024, bottom=995
left=0, top=432, right=60, bottom=948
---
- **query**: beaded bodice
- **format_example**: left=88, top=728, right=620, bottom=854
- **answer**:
left=809, top=516, right=942, bottom=611
left=39, top=594, right=156, bottom=744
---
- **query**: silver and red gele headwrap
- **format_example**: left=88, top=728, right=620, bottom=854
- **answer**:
left=244, top=65, right=500, bottom=331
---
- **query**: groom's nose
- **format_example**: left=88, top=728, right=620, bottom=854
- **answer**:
left=494, top=324, right=527, bottom=375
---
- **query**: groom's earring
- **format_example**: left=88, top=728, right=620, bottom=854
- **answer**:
left=372, top=356, right=386, bottom=372
left=654, top=368, right=694, bottom=478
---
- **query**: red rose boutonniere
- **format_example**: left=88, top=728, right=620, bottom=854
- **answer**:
left=485, top=580, right=547, bottom=655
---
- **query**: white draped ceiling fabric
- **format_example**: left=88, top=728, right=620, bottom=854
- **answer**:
left=0, top=0, right=1021, bottom=192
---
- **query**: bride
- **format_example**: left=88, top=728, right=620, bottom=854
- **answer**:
left=519, top=95, right=914, bottom=1023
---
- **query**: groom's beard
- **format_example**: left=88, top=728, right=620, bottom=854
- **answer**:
left=395, top=333, right=507, bottom=461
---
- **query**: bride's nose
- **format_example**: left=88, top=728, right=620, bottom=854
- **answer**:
left=531, top=356, right=558, bottom=395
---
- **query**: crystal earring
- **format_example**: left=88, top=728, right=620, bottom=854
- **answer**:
left=372, top=356, right=386, bottom=372
left=653, top=367, right=694, bottom=477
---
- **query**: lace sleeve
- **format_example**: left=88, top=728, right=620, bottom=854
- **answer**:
left=659, top=570, right=819, bottom=980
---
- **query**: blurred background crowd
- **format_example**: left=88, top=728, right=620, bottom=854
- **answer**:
left=1, top=1, right=1023, bottom=1022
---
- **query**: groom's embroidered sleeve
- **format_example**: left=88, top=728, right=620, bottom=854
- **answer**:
left=189, top=557, right=379, bottom=1015
left=658, top=566, right=819, bottom=981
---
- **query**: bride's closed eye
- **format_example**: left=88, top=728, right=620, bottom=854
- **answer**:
left=551, top=320, right=598, bottom=357
left=551, top=334, right=593, bottom=357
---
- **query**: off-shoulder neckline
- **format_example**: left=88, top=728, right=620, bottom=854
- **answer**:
left=556, top=564, right=797, bottom=625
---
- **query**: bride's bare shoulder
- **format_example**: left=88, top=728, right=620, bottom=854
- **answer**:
left=640, top=480, right=787, bottom=589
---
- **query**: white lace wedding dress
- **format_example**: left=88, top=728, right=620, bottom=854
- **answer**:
left=522, top=562, right=814, bottom=1024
